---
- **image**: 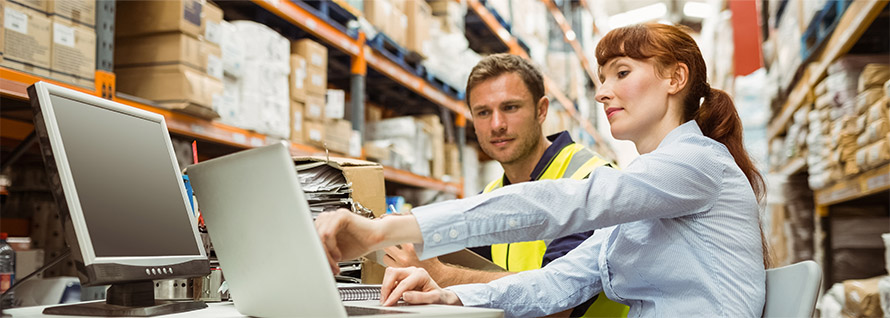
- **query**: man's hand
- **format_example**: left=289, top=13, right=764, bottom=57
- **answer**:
left=380, top=267, right=462, bottom=307
left=383, top=243, right=445, bottom=272
left=314, top=209, right=385, bottom=274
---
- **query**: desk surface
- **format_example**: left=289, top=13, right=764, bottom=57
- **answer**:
left=4, top=300, right=504, bottom=318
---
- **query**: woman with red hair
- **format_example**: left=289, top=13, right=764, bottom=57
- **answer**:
left=316, top=23, right=769, bottom=317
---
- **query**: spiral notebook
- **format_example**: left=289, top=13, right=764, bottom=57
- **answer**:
left=338, top=284, right=383, bottom=301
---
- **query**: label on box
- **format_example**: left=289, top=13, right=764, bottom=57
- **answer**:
left=5, top=9, right=28, bottom=34
left=205, top=21, right=222, bottom=45
left=348, top=130, right=361, bottom=158
left=311, top=74, right=323, bottom=86
left=183, top=1, right=203, bottom=27
left=308, top=103, right=322, bottom=118
left=53, top=22, right=75, bottom=47
left=294, top=111, right=303, bottom=131
left=311, top=54, right=323, bottom=68
left=206, top=55, right=223, bottom=80
left=233, top=132, right=247, bottom=144
left=309, top=128, right=322, bottom=141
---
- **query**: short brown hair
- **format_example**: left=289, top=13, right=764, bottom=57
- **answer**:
left=465, top=53, right=545, bottom=108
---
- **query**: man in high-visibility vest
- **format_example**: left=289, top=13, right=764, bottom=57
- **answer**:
left=384, top=54, right=628, bottom=317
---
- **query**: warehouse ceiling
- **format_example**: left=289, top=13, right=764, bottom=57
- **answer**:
left=599, top=0, right=711, bottom=31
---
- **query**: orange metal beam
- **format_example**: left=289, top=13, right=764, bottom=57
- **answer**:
left=251, top=0, right=362, bottom=56
left=541, top=0, right=598, bottom=87
left=383, top=166, right=462, bottom=196
left=0, top=118, right=34, bottom=141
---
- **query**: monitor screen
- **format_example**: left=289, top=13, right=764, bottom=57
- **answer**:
left=30, top=82, right=210, bottom=316
left=49, top=94, right=201, bottom=257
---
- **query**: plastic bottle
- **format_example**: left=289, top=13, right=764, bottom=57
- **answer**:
left=0, top=232, right=16, bottom=308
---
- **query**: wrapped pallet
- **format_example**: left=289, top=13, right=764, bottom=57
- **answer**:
left=858, top=63, right=890, bottom=92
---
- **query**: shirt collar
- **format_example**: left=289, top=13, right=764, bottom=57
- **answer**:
left=503, top=131, right=574, bottom=185
left=655, top=120, right=703, bottom=151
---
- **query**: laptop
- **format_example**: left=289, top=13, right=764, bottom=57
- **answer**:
left=187, top=142, right=502, bottom=318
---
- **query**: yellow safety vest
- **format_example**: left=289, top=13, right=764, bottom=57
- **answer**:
left=483, top=143, right=628, bottom=318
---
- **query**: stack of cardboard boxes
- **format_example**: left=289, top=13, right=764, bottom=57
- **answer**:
left=290, top=39, right=329, bottom=150
left=362, top=0, right=430, bottom=56
left=323, top=88, right=355, bottom=156
left=1, top=0, right=96, bottom=88
left=230, top=20, right=290, bottom=139
left=365, top=115, right=446, bottom=179
left=114, top=0, right=223, bottom=120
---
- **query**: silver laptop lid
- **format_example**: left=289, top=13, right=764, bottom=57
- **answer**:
left=188, top=142, right=347, bottom=317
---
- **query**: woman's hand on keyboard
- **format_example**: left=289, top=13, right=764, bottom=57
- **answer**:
left=380, top=266, right=462, bottom=307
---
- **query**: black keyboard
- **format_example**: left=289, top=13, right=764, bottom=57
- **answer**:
left=344, top=306, right=410, bottom=316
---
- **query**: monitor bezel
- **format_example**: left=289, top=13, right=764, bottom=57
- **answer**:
left=29, top=81, right=208, bottom=269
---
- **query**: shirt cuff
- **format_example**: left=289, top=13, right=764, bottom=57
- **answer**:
left=411, top=199, right=470, bottom=260
left=446, top=283, right=491, bottom=307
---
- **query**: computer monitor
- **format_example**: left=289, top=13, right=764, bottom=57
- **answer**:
left=27, top=82, right=210, bottom=316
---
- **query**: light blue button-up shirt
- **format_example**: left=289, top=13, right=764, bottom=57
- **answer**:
left=411, top=121, right=765, bottom=317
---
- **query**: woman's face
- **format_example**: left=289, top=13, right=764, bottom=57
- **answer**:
left=595, top=57, right=675, bottom=144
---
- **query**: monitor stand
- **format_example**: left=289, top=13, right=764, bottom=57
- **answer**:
left=42, top=281, right=207, bottom=317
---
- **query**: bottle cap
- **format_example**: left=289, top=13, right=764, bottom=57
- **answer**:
left=0, top=233, right=6, bottom=240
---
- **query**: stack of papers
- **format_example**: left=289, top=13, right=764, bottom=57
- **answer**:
left=295, top=161, right=353, bottom=219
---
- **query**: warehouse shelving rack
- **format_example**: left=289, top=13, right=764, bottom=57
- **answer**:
left=0, top=0, right=466, bottom=197
left=764, top=0, right=889, bottom=287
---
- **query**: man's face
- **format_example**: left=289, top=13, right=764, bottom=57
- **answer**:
left=469, top=73, right=546, bottom=165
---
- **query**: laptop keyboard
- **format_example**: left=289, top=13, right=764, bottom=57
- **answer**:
left=344, top=306, right=410, bottom=316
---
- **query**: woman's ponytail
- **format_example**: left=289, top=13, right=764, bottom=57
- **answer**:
left=696, top=87, right=771, bottom=268
left=695, top=88, right=764, bottom=202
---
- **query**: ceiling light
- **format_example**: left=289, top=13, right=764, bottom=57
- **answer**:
left=683, top=2, right=712, bottom=19
left=607, top=3, right=668, bottom=29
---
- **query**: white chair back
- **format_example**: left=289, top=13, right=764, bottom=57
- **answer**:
left=763, top=260, right=822, bottom=318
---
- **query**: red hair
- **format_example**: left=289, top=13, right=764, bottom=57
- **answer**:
left=596, top=23, right=771, bottom=268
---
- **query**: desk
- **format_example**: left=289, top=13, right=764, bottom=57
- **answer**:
left=3, top=300, right=504, bottom=318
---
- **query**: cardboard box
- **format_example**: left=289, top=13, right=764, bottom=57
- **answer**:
left=116, top=0, right=204, bottom=38
left=115, top=64, right=222, bottom=119
left=303, top=120, right=325, bottom=148
left=49, top=16, right=95, bottom=82
left=9, top=0, right=46, bottom=13
left=403, top=0, right=430, bottom=55
left=363, top=141, right=391, bottom=162
left=292, top=156, right=386, bottom=217
left=291, top=39, right=327, bottom=70
left=366, top=103, right=383, bottom=122
left=290, top=100, right=304, bottom=143
left=417, top=114, right=445, bottom=179
left=115, top=33, right=222, bottom=79
left=325, top=118, right=352, bottom=154
left=2, top=0, right=6, bottom=61
left=289, top=54, right=307, bottom=101
left=304, top=93, right=325, bottom=121
left=202, top=1, right=222, bottom=45
left=1, top=2, right=50, bottom=76
left=325, top=89, right=345, bottom=119
left=438, top=249, right=503, bottom=272
left=444, top=142, right=461, bottom=179
left=362, top=0, right=391, bottom=34
left=388, top=8, right=407, bottom=48
left=306, top=66, right=327, bottom=95
left=48, top=0, right=95, bottom=26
